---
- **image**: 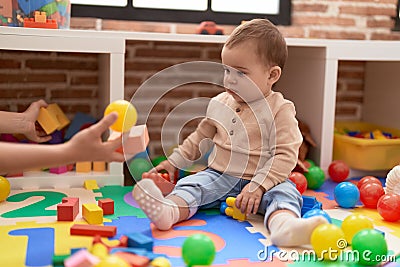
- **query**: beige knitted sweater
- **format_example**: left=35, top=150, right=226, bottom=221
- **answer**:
left=169, top=91, right=302, bottom=191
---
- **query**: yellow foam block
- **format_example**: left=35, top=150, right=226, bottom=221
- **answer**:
left=225, top=197, right=246, bottom=221
left=93, top=162, right=106, bottom=172
left=82, top=203, right=103, bottom=224
left=76, top=162, right=92, bottom=173
left=46, top=103, right=70, bottom=130
left=83, top=179, right=99, bottom=190
left=37, top=107, right=60, bottom=134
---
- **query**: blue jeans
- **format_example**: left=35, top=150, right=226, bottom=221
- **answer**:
left=170, top=168, right=302, bottom=227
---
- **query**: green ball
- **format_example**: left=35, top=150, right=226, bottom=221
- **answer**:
left=182, top=234, right=216, bottom=267
left=151, top=155, right=167, bottom=167
left=304, top=166, right=325, bottom=189
left=352, top=229, right=388, bottom=266
left=129, top=158, right=153, bottom=181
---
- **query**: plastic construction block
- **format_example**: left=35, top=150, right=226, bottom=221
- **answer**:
left=34, top=11, right=47, bottom=23
left=225, top=197, right=246, bottom=221
left=46, top=103, right=70, bottom=130
left=37, top=107, right=60, bottom=134
left=57, top=197, right=79, bottom=221
left=23, top=17, right=58, bottom=29
left=70, top=224, right=117, bottom=237
left=92, top=161, right=106, bottom=172
left=82, top=203, right=103, bottom=225
left=126, top=232, right=153, bottom=251
left=301, top=195, right=322, bottom=216
left=98, top=198, right=114, bottom=215
left=50, top=165, right=68, bottom=174
left=64, top=249, right=100, bottom=267
left=76, top=162, right=92, bottom=173
left=84, top=180, right=99, bottom=190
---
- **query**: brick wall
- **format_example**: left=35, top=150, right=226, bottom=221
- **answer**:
left=1, top=0, right=400, bottom=156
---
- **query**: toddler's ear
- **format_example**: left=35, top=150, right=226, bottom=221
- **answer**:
left=268, top=66, right=281, bottom=84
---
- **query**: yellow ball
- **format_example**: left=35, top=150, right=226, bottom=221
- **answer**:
left=95, top=255, right=129, bottom=267
left=0, top=176, right=10, bottom=202
left=150, top=257, right=172, bottom=267
left=341, top=214, right=373, bottom=244
left=311, top=223, right=346, bottom=261
left=104, top=100, right=137, bottom=132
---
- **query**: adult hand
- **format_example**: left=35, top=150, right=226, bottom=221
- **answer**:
left=22, top=100, right=51, bottom=143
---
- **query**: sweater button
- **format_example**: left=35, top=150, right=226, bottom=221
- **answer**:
left=229, top=130, right=234, bottom=135
left=232, top=118, right=236, bottom=123
left=236, top=108, right=241, bottom=112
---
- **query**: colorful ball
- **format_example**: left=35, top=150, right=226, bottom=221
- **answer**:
left=352, top=229, right=388, bottom=266
left=377, top=193, right=400, bottom=222
left=359, top=182, right=385, bottom=209
left=104, top=100, right=137, bottom=132
left=182, top=234, right=216, bottom=267
left=304, top=166, right=325, bottom=190
left=128, top=158, right=153, bottom=181
left=0, top=176, right=10, bottom=202
left=328, top=160, right=349, bottom=182
left=334, top=182, right=360, bottom=208
left=357, top=176, right=381, bottom=189
left=220, top=202, right=228, bottom=214
left=341, top=214, right=374, bottom=244
left=289, top=172, right=308, bottom=194
left=303, top=209, right=332, bottom=223
left=311, top=223, right=346, bottom=261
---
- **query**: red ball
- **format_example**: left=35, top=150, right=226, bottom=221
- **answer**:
left=357, top=176, right=381, bottom=189
left=328, top=160, right=350, bottom=182
left=289, top=172, right=308, bottom=194
left=377, top=193, right=400, bottom=222
left=359, top=183, right=385, bottom=208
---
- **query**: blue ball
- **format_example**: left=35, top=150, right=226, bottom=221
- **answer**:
left=334, top=182, right=360, bottom=208
left=220, top=202, right=228, bottom=214
left=302, top=209, right=332, bottom=223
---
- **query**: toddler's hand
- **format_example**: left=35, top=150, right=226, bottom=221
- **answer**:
left=236, top=182, right=265, bottom=215
left=152, top=160, right=176, bottom=183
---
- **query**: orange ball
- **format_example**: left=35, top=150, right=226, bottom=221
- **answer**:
left=104, top=100, right=137, bottom=132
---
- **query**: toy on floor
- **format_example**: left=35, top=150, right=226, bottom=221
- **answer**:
left=182, top=234, right=216, bottom=267
left=334, top=182, right=360, bottom=208
left=0, top=176, right=10, bottom=202
left=377, top=193, right=400, bottom=222
left=129, top=158, right=153, bottom=181
left=224, top=197, right=246, bottom=221
left=302, top=209, right=332, bottom=223
left=357, top=175, right=382, bottom=189
left=359, top=182, right=385, bottom=208
left=289, top=171, right=308, bottom=194
left=311, top=223, right=346, bottom=260
left=352, top=229, right=388, bottom=266
left=304, top=166, right=325, bottom=189
left=301, top=195, right=322, bottom=216
left=328, top=160, right=350, bottom=182
left=386, top=165, right=400, bottom=195
left=341, top=214, right=373, bottom=244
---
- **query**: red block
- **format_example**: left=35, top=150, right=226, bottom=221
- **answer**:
left=57, top=197, right=79, bottom=221
left=70, top=224, right=117, bottom=237
left=98, top=198, right=114, bottom=215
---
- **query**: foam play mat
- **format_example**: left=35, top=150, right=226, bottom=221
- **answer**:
left=0, top=178, right=399, bottom=267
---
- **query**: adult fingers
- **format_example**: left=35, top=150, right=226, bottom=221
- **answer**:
left=91, top=112, right=118, bottom=135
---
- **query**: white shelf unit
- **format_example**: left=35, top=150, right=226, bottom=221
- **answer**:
left=0, top=27, right=126, bottom=189
left=2, top=27, right=400, bottom=187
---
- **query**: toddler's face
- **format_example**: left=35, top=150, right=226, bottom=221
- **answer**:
left=221, top=42, right=272, bottom=103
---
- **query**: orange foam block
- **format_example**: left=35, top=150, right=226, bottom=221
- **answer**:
left=57, top=197, right=79, bottom=221
left=76, top=162, right=92, bottom=173
left=93, top=161, right=106, bottom=172
left=70, top=224, right=117, bottom=237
